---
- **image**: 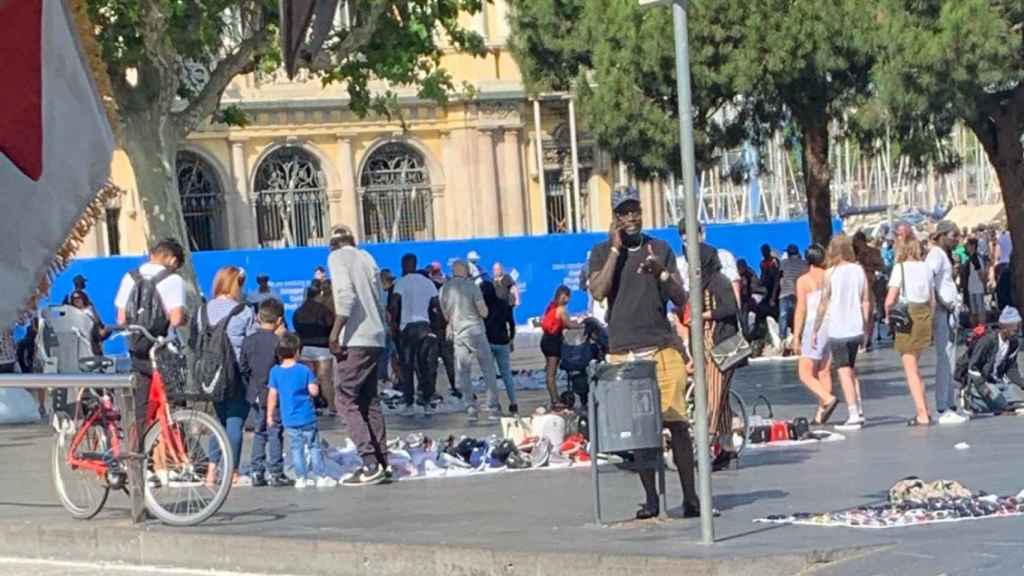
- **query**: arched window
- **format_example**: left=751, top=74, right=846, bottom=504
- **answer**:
left=176, top=151, right=224, bottom=251
left=253, top=146, right=329, bottom=247
left=359, top=142, right=434, bottom=243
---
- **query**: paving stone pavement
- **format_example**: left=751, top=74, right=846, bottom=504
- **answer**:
left=1, top=341, right=1022, bottom=575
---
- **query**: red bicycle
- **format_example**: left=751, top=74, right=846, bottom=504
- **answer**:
left=51, top=325, right=233, bottom=526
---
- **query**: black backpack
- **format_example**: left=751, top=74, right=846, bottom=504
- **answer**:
left=189, top=302, right=247, bottom=402
left=124, top=268, right=173, bottom=357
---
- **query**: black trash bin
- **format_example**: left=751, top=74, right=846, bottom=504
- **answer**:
left=588, top=359, right=666, bottom=524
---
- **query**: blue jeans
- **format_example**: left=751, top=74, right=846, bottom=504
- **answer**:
left=490, top=343, right=517, bottom=406
left=286, top=423, right=324, bottom=479
left=249, top=403, right=284, bottom=476
left=209, top=396, right=248, bottom=471
left=779, top=295, right=797, bottom=340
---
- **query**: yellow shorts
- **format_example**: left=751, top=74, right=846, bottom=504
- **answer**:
left=606, top=347, right=688, bottom=423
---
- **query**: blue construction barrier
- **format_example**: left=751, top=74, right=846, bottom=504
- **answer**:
left=45, top=219, right=837, bottom=354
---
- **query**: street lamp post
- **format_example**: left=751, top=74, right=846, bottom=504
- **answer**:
left=638, top=0, right=714, bottom=544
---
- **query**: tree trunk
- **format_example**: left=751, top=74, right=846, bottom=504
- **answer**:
left=121, top=111, right=197, bottom=287
left=798, top=113, right=834, bottom=246
left=970, top=106, right=1024, bottom=310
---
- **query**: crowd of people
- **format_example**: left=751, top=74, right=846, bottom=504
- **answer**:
left=3, top=183, right=1020, bottom=520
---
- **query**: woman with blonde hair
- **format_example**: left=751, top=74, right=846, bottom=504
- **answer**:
left=197, top=266, right=257, bottom=486
left=885, top=238, right=935, bottom=426
left=813, top=235, right=871, bottom=429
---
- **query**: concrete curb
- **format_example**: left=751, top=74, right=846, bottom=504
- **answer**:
left=0, top=521, right=886, bottom=576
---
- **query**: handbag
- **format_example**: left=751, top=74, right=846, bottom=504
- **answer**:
left=748, top=396, right=774, bottom=444
left=889, top=263, right=913, bottom=335
left=500, top=416, right=533, bottom=445
left=710, top=329, right=752, bottom=372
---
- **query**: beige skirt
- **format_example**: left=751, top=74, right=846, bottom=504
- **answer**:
left=894, top=303, right=933, bottom=355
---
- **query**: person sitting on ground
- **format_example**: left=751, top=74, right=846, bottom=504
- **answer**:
left=267, top=332, right=335, bottom=488
left=539, top=285, right=581, bottom=409
left=440, top=260, right=500, bottom=422
left=240, top=299, right=293, bottom=487
left=964, top=307, right=1024, bottom=413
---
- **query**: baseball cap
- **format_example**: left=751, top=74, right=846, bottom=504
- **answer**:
left=612, top=185, right=641, bottom=212
left=467, top=250, right=480, bottom=261
left=931, top=220, right=958, bottom=239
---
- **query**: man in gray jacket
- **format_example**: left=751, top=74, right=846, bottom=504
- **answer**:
left=440, top=260, right=499, bottom=422
left=328, top=226, right=390, bottom=486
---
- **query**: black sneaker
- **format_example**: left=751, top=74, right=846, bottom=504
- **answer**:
left=508, top=403, right=519, bottom=415
left=251, top=472, right=268, bottom=487
left=267, top=473, right=295, bottom=487
left=341, top=465, right=386, bottom=487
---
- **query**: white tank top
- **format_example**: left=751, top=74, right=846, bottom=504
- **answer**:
left=826, top=263, right=866, bottom=340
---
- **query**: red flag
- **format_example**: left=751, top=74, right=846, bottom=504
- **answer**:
left=0, top=0, right=43, bottom=181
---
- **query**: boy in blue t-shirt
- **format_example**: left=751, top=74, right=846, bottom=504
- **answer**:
left=267, top=332, right=335, bottom=488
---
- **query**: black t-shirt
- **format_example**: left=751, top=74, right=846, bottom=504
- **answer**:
left=293, top=299, right=334, bottom=348
left=493, top=275, right=516, bottom=304
left=588, top=235, right=678, bottom=354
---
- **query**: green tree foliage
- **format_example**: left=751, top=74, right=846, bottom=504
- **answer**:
left=88, top=0, right=484, bottom=266
left=509, top=0, right=880, bottom=244
left=876, top=0, right=1024, bottom=304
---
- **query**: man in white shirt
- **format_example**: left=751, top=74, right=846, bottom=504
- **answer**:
left=113, top=238, right=187, bottom=433
left=926, top=221, right=968, bottom=424
left=389, top=253, right=442, bottom=416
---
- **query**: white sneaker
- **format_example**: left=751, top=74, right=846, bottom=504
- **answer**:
left=294, top=478, right=310, bottom=489
left=315, top=476, right=338, bottom=488
left=938, top=411, right=969, bottom=425
left=835, top=416, right=864, bottom=430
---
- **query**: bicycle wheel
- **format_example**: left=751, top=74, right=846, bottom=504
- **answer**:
left=51, top=411, right=110, bottom=520
left=727, top=389, right=749, bottom=457
left=143, top=409, right=233, bottom=526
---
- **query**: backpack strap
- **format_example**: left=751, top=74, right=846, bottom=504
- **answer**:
left=150, top=267, right=173, bottom=286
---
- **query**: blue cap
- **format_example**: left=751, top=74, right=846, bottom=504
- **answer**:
left=612, top=186, right=641, bottom=212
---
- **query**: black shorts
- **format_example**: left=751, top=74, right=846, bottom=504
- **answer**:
left=829, top=337, right=862, bottom=369
left=540, top=333, right=563, bottom=358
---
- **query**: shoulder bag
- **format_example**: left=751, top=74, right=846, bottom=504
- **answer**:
left=708, top=285, right=752, bottom=372
left=889, top=263, right=913, bottom=335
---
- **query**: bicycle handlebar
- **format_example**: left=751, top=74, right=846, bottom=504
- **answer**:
left=111, top=324, right=162, bottom=343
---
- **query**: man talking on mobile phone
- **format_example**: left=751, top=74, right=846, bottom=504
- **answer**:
left=587, top=186, right=707, bottom=520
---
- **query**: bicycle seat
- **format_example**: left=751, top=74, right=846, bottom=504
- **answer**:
left=79, top=356, right=115, bottom=373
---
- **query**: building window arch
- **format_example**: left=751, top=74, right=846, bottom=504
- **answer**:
left=253, top=146, right=329, bottom=247
left=359, top=142, right=434, bottom=243
left=176, top=150, right=225, bottom=251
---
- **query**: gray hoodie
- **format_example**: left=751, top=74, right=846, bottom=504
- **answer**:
left=328, top=246, right=387, bottom=349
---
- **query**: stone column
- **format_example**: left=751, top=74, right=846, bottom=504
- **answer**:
left=229, top=140, right=257, bottom=247
left=500, top=128, right=526, bottom=235
left=477, top=129, right=502, bottom=237
left=334, top=136, right=360, bottom=237
left=435, top=132, right=452, bottom=239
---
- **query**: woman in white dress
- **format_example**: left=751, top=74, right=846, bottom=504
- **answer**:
left=792, top=244, right=838, bottom=424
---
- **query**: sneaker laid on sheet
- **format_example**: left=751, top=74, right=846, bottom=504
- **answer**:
left=835, top=416, right=864, bottom=431
left=938, top=411, right=969, bottom=425
left=315, top=476, right=339, bottom=488
left=294, top=478, right=310, bottom=489
left=341, top=465, right=386, bottom=487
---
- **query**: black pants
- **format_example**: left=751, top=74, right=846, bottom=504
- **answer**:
left=399, top=322, right=439, bottom=405
left=334, top=347, right=388, bottom=468
left=437, top=335, right=457, bottom=392
left=130, top=357, right=154, bottom=453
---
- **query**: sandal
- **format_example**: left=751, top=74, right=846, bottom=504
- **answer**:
left=906, top=417, right=932, bottom=427
left=814, top=397, right=840, bottom=426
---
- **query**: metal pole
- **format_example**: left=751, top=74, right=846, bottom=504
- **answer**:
left=671, top=0, right=714, bottom=544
